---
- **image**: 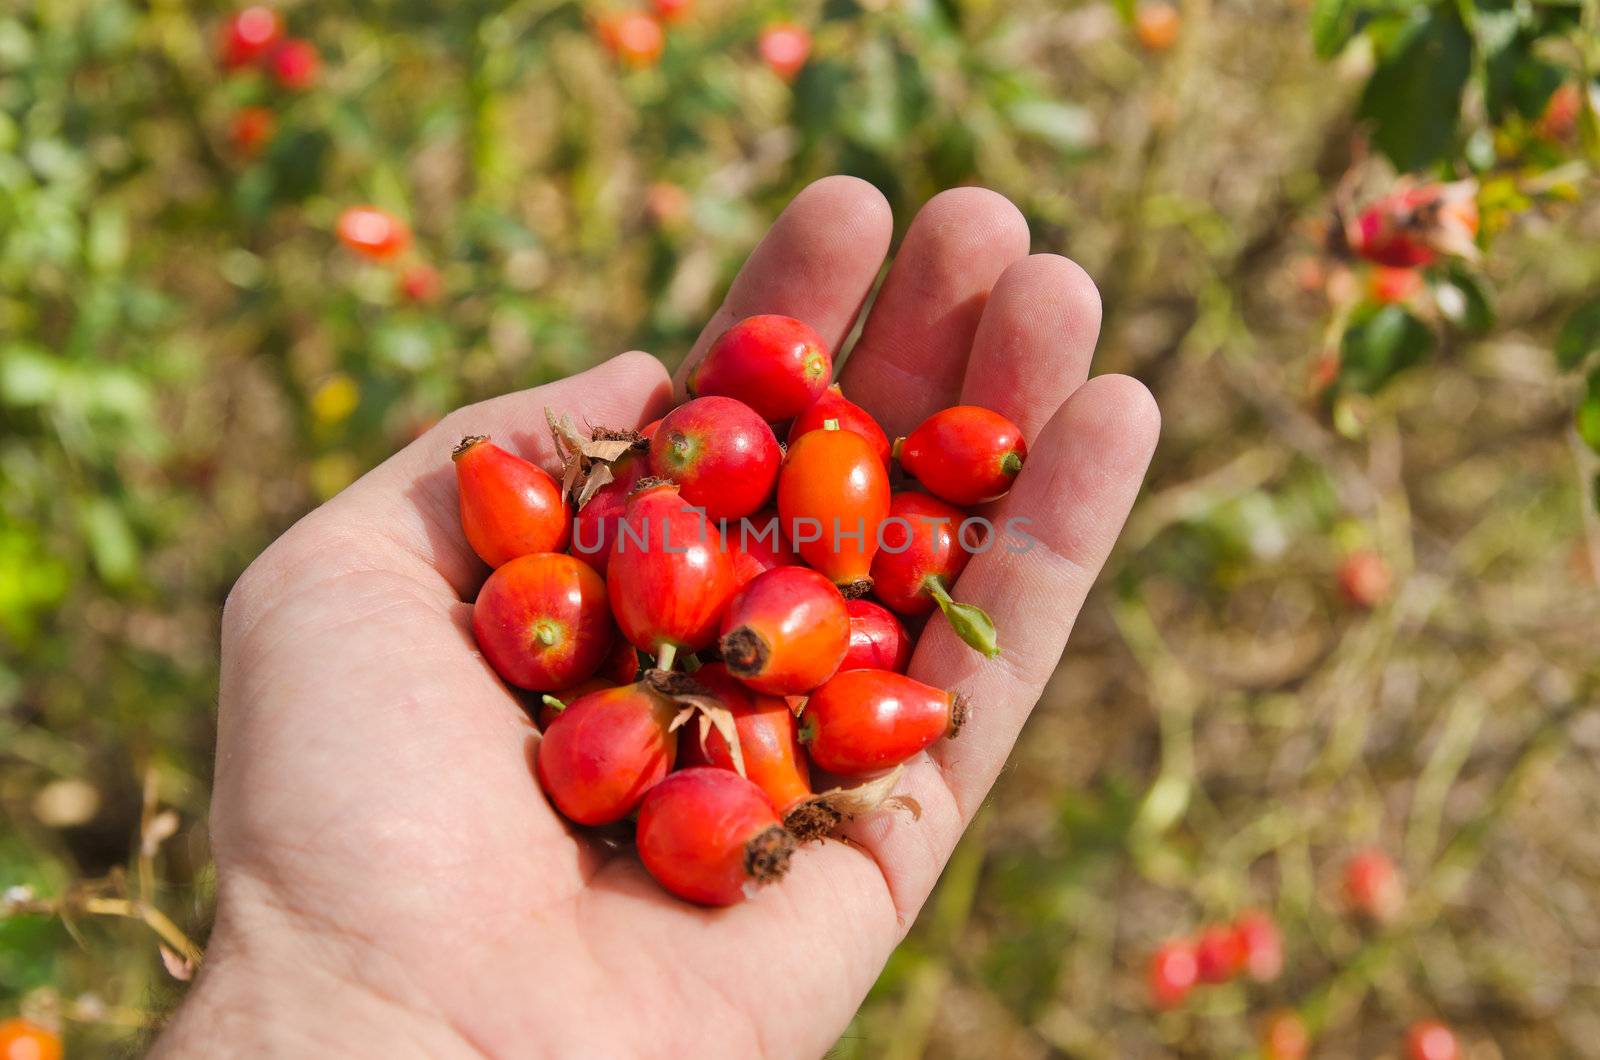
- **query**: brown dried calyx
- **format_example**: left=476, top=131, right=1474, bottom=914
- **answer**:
left=719, top=628, right=769, bottom=676
left=744, top=826, right=796, bottom=885
left=644, top=670, right=748, bottom=777
left=948, top=693, right=971, bottom=738
left=838, top=578, right=874, bottom=600
left=781, top=766, right=923, bottom=842
left=546, top=409, right=648, bottom=508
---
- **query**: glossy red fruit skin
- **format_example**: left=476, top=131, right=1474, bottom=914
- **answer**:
left=1147, top=939, right=1199, bottom=1009
left=1194, top=923, right=1244, bottom=984
left=718, top=567, right=849, bottom=695
left=652, top=0, right=693, bottom=22
left=777, top=426, right=890, bottom=588
left=896, top=406, right=1026, bottom=506
left=691, top=315, right=831, bottom=422
left=1261, top=1010, right=1310, bottom=1060
left=474, top=553, right=614, bottom=691
left=636, top=768, right=794, bottom=906
left=537, top=683, right=680, bottom=824
left=723, top=509, right=797, bottom=587
left=269, top=38, right=319, bottom=90
left=219, top=6, right=282, bottom=69
left=454, top=436, right=571, bottom=567
left=1345, top=847, right=1404, bottom=922
left=571, top=448, right=649, bottom=575
left=649, top=397, right=781, bottom=521
left=337, top=205, right=411, bottom=261
left=758, top=23, right=812, bottom=81
left=1233, top=909, right=1283, bottom=982
left=789, top=384, right=890, bottom=467
left=801, top=669, right=960, bottom=775
left=676, top=664, right=812, bottom=814
left=870, top=492, right=973, bottom=616
left=596, top=636, right=641, bottom=685
left=842, top=599, right=913, bottom=673
left=608, top=482, right=737, bottom=655
left=1405, top=1020, right=1460, bottom=1060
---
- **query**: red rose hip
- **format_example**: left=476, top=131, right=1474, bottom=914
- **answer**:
left=789, top=384, right=890, bottom=467
left=1233, top=909, right=1283, bottom=982
left=1344, top=847, right=1404, bottom=923
left=337, top=205, right=411, bottom=262
left=800, top=669, right=965, bottom=775
left=472, top=553, right=614, bottom=691
left=1194, top=923, right=1244, bottom=984
left=607, top=481, right=737, bottom=666
left=718, top=566, right=849, bottom=695
left=536, top=681, right=681, bottom=824
left=895, top=406, right=1027, bottom=506
left=690, top=315, right=831, bottom=422
left=636, top=767, right=796, bottom=906
left=841, top=599, right=912, bottom=673
left=871, top=491, right=998, bottom=657
left=454, top=435, right=571, bottom=567
left=649, top=396, right=781, bottom=521
left=1404, top=1020, right=1460, bottom=1060
left=1147, top=939, right=1198, bottom=1009
left=219, top=6, right=282, bottom=69
left=777, top=423, right=889, bottom=592
left=676, top=663, right=813, bottom=815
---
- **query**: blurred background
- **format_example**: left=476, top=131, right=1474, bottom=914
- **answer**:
left=2, top=0, right=1599, bottom=1056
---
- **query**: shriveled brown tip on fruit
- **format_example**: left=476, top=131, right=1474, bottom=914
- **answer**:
left=838, top=578, right=874, bottom=599
left=743, top=825, right=795, bottom=884
left=643, top=669, right=713, bottom=699
left=948, top=692, right=970, bottom=738
left=452, top=434, right=488, bottom=459
left=784, top=800, right=845, bottom=841
left=719, top=627, right=769, bottom=676
left=628, top=475, right=675, bottom=496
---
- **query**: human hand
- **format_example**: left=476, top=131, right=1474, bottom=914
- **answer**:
left=154, top=177, right=1159, bottom=1058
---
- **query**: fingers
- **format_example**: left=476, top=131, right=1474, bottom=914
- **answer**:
left=227, top=352, right=673, bottom=638
left=672, top=176, right=893, bottom=396
left=841, top=374, right=1160, bottom=916
left=839, top=188, right=1031, bottom=438
left=960, top=254, right=1103, bottom=442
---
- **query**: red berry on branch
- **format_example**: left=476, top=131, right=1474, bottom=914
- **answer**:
left=471, top=553, right=615, bottom=692
left=651, top=0, right=693, bottom=24
left=692, top=315, right=833, bottom=423
left=800, top=669, right=965, bottom=775
left=337, top=205, right=411, bottom=262
left=1134, top=2, right=1180, bottom=52
left=453, top=435, right=571, bottom=567
left=229, top=105, right=276, bottom=158
left=636, top=768, right=795, bottom=905
left=1147, top=939, right=1198, bottom=1009
left=1344, top=847, right=1404, bottom=923
left=269, top=38, right=320, bottom=91
left=1348, top=181, right=1479, bottom=268
left=1232, top=909, right=1283, bottom=982
left=598, top=12, right=665, bottom=68
left=1194, top=923, right=1244, bottom=984
left=1404, top=1019, right=1460, bottom=1060
left=719, top=566, right=849, bottom=696
left=758, top=23, right=812, bottom=81
left=1337, top=549, right=1391, bottom=609
left=219, top=6, right=283, bottom=69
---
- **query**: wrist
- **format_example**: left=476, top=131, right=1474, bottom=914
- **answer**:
left=152, top=877, right=477, bottom=1059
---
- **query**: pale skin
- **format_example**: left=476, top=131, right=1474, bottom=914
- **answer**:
left=154, top=178, right=1160, bottom=1058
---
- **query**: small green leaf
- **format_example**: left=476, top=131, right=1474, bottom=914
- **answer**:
left=1310, top=0, right=1356, bottom=58
left=1339, top=305, right=1434, bottom=394
left=1556, top=298, right=1600, bottom=372
left=926, top=579, right=1000, bottom=658
left=1358, top=8, right=1472, bottom=171
left=1434, top=266, right=1493, bottom=335
left=1578, top=371, right=1600, bottom=454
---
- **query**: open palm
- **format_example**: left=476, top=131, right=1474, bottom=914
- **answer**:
left=155, top=178, right=1159, bottom=1058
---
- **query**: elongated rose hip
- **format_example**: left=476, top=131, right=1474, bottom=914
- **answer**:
left=690, top=314, right=832, bottom=422
left=636, top=768, right=796, bottom=906
left=894, top=406, right=1027, bottom=506
left=454, top=435, right=571, bottom=567
left=536, top=681, right=681, bottom=824
left=719, top=566, right=849, bottom=695
left=675, top=663, right=813, bottom=815
left=607, top=480, right=736, bottom=666
left=777, top=422, right=889, bottom=593
left=789, top=384, right=891, bottom=467
left=841, top=598, right=913, bottom=673
left=800, top=669, right=966, bottom=775
left=649, top=396, right=781, bottom=521
left=472, top=553, right=615, bottom=691
left=870, top=492, right=998, bottom=657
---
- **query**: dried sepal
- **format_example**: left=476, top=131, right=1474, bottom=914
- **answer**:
left=783, top=765, right=919, bottom=840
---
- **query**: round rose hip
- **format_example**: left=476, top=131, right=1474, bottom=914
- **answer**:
left=719, top=566, right=849, bottom=695
left=895, top=405, right=1027, bottom=506
left=1232, top=909, right=1283, bottom=982
left=472, top=553, right=614, bottom=692
left=219, top=6, right=282, bottom=69
left=1193, top=923, right=1244, bottom=984
left=690, top=315, right=831, bottom=422
left=789, top=384, right=890, bottom=467
left=269, top=38, right=319, bottom=90
left=649, top=396, right=781, bottom=521
left=537, top=681, right=680, bottom=824
left=607, top=480, right=737, bottom=665
left=1404, top=1019, right=1460, bottom=1060
left=800, top=669, right=965, bottom=775
left=454, top=435, right=571, bottom=567
left=1147, top=938, right=1198, bottom=1009
left=842, top=599, right=912, bottom=673
left=758, top=23, right=812, bottom=81
left=337, top=205, right=411, bottom=262
left=1344, top=847, right=1404, bottom=923
left=636, top=768, right=795, bottom=906
left=676, top=663, right=813, bottom=816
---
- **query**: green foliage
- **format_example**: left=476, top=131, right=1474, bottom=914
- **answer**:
left=1358, top=6, right=1472, bottom=172
left=1338, top=304, right=1434, bottom=393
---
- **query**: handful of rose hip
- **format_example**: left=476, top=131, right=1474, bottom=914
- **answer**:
left=456, top=315, right=1027, bottom=906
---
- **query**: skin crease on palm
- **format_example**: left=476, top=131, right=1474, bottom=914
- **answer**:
left=151, top=178, right=1160, bottom=1059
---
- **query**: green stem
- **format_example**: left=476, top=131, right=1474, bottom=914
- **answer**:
left=655, top=643, right=678, bottom=672
left=925, top=578, right=1000, bottom=658
left=822, top=418, right=840, bottom=431
left=540, top=694, right=567, bottom=714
